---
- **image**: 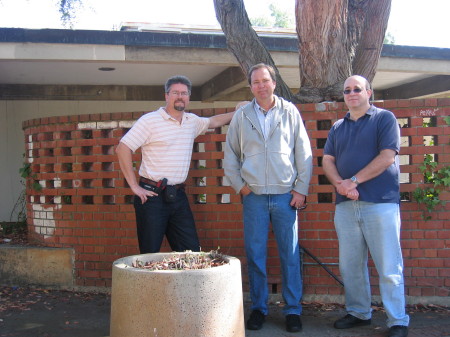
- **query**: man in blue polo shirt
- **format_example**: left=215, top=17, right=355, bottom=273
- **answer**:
left=322, top=75, right=409, bottom=337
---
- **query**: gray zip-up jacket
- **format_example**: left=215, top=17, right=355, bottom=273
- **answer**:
left=224, top=96, right=312, bottom=195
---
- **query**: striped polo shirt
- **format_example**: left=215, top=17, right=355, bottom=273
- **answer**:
left=120, top=107, right=210, bottom=185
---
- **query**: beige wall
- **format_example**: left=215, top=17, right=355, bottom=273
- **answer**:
left=0, top=99, right=235, bottom=221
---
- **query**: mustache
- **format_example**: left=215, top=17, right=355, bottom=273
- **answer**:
left=174, top=100, right=185, bottom=111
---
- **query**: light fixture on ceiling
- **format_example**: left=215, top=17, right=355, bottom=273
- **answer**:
left=98, top=67, right=116, bottom=71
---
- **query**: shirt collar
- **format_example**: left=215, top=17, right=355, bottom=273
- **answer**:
left=253, top=95, right=278, bottom=115
left=159, top=107, right=187, bottom=122
left=344, top=104, right=375, bottom=120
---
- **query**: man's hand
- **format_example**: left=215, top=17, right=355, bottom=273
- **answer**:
left=336, top=180, right=359, bottom=200
left=116, top=142, right=158, bottom=204
left=290, top=190, right=306, bottom=209
left=131, top=185, right=158, bottom=204
left=345, top=188, right=359, bottom=200
left=240, top=185, right=252, bottom=196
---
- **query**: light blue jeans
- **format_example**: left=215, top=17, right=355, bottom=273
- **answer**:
left=334, top=201, right=409, bottom=327
left=243, top=192, right=302, bottom=316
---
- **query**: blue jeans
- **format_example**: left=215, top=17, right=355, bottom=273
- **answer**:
left=134, top=184, right=200, bottom=253
left=334, top=201, right=409, bottom=327
left=243, top=192, right=302, bottom=316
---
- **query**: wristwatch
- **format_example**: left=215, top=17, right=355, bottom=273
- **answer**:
left=350, top=176, right=360, bottom=185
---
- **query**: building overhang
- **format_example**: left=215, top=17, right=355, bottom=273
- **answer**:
left=1, top=27, right=449, bottom=101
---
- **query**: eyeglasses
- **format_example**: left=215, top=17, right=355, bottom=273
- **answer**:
left=169, top=91, right=189, bottom=97
left=343, top=88, right=365, bottom=95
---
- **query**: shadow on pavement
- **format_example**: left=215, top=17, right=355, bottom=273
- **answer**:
left=1, top=286, right=449, bottom=337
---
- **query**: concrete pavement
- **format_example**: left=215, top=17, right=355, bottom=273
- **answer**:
left=0, top=286, right=449, bottom=337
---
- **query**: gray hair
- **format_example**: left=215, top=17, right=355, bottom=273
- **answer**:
left=165, top=75, right=192, bottom=94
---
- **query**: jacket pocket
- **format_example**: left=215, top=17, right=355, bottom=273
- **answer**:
left=241, top=152, right=265, bottom=185
left=268, top=151, right=295, bottom=185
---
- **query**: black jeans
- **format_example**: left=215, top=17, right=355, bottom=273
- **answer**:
left=134, top=183, right=200, bottom=253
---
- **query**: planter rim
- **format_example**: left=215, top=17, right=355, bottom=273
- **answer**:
left=112, top=252, right=237, bottom=274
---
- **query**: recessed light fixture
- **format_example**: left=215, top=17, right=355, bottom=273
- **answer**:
left=98, top=67, right=116, bottom=71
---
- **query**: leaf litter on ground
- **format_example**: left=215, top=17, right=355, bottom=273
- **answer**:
left=132, top=249, right=229, bottom=270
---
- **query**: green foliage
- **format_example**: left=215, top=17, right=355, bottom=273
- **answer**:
left=420, top=154, right=437, bottom=183
left=197, top=165, right=206, bottom=204
left=269, top=4, right=294, bottom=28
left=8, top=159, right=44, bottom=232
left=422, top=117, right=436, bottom=127
left=4, top=159, right=34, bottom=233
left=63, top=195, right=72, bottom=204
left=413, top=188, right=441, bottom=220
left=59, top=0, right=83, bottom=28
left=19, top=161, right=42, bottom=192
left=384, top=31, right=395, bottom=44
left=413, top=154, right=450, bottom=220
left=444, top=116, right=450, bottom=126
left=250, top=3, right=294, bottom=29
left=32, top=181, right=43, bottom=191
left=19, top=162, right=31, bottom=179
left=251, top=17, right=272, bottom=27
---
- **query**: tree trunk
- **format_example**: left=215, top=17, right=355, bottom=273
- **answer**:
left=351, top=0, right=392, bottom=83
left=296, top=0, right=351, bottom=93
left=213, top=0, right=294, bottom=101
left=214, top=0, right=391, bottom=103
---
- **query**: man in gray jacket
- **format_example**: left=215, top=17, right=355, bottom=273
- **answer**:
left=224, top=63, right=312, bottom=333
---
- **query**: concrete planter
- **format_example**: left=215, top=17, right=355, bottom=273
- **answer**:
left=110, top=252, right=245, bottom=337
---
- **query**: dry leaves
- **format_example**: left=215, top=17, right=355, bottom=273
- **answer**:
left=132, top=250, right=229, bottom=270
left=299, top=301, right=449, bottom=314
left=0, top=286, right=109, bottom=314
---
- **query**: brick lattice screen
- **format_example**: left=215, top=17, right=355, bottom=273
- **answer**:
left=22, top=99, right=449, bottom=301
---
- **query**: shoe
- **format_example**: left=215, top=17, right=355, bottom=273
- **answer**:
left=388, top=325, right=408, bottom=337
left=246, top=310, right=265, bottom=330
left=334, top=314, right=371, bottom=329
left=286, top=314, right=302, bottom=332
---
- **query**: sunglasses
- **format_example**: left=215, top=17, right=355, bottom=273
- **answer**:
left=343, top=88, right=365, bottom=95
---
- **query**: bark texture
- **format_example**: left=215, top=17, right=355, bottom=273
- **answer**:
left=214, top=0, right=391, bottom=103
left=350, top=0, right=392, bottom=82
left=213, top=0, right=294, bottom=101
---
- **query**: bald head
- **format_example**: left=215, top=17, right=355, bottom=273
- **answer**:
left=344, top=75, right=371, bottom=90
left=343, top=75, right=372, bottom=114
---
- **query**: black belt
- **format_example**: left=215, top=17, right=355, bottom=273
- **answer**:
left=139, top=177, right=185, bottom=190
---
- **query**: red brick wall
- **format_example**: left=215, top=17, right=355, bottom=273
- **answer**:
left=22, top=99, right=449, bottom=301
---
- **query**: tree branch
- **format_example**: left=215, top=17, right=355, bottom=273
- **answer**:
left=351, top=0, right=392, bottom=83
left=213, top=0, right=294, bottom=101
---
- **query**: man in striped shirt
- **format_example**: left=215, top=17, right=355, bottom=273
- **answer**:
left=116, top=75, right=235, bottom=253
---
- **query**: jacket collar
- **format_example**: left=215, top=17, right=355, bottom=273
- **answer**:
left=242, top=96, right=285, bottom=138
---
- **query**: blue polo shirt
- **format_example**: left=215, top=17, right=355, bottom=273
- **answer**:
left=324, top=105, right=400, bottom=204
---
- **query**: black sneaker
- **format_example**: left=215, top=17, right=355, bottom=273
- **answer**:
left=388, top=325, right=408, bottom=337
left=286, top=314, right=302, bottom=332
left=246, top=310, right=265, bottom=330
left=334, top=314, right=371, bottom=329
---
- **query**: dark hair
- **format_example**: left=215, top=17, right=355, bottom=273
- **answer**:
left=247, top=63, right=276, bottom=85
left=165, top=75, right=192, bottom=94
